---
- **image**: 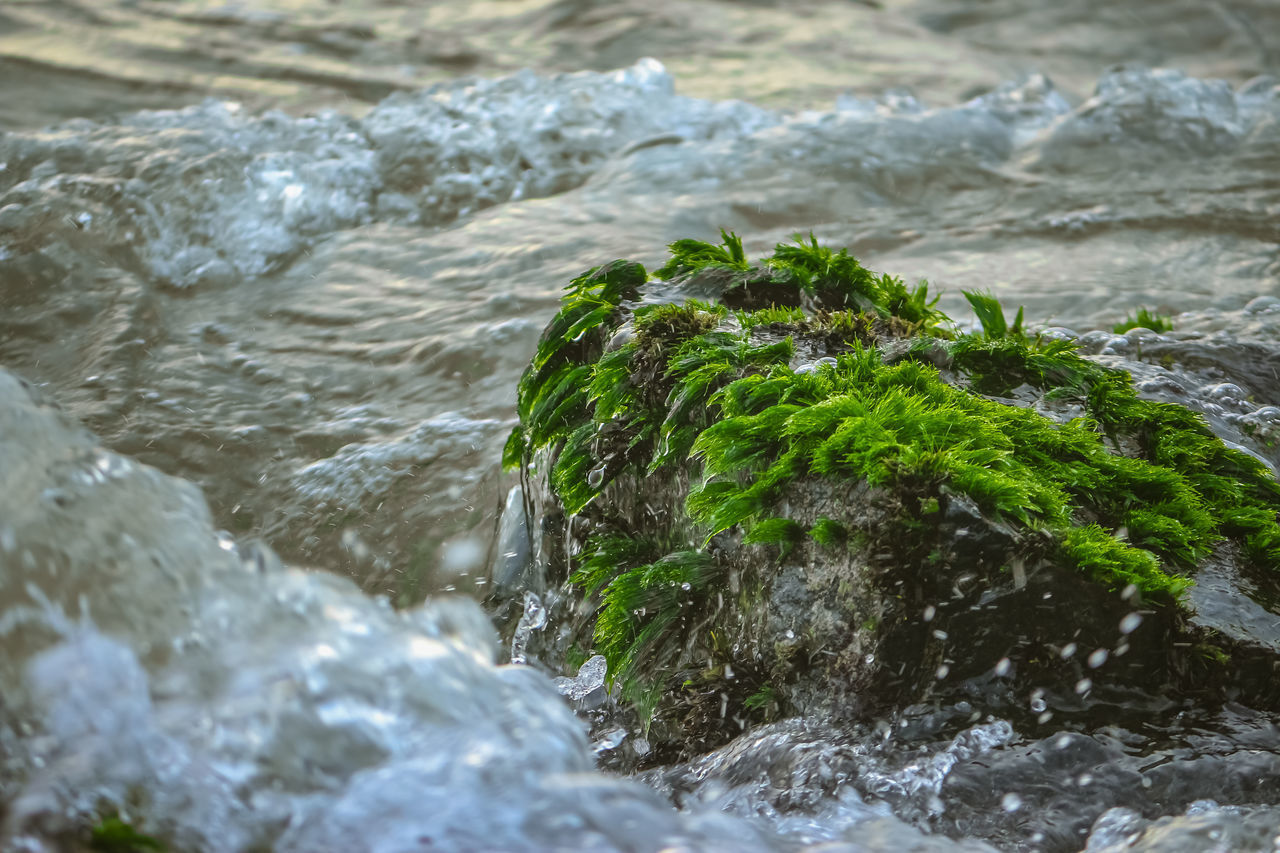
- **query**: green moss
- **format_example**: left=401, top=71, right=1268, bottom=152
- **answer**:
left=655, top=229, right=750, bottom=280
left=1193, top=642, right=1231, bottom=666
left=945, top=335, right=1093, bottom=397
left=587, top=544, right=722, bottom=707
left=743, top=517, right=806, bottom=555
left=737, top=305, right=807, bottom=329
left=943, top=331, right=1280, bottom=572
left=809, top=517, right=848, bottom=548
left=742, top=684, right=779, bottom=714
left=506, top=260, right=646, bottom=472
left=513, top=232, right=1280, bottom=716
left=687, top=347, right=1218, bottom=593
left=89, top=815, right=164, bottom=853
left=1114, top=308, right=1174, bottom=334
left=963, top=290, right=1024, bottom=339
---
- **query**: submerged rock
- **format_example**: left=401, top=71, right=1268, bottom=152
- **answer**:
left=497, top=233, right=1280, bottom=762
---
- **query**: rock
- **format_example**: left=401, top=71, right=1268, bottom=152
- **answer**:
left=497, top=233, right=1280, bottom=761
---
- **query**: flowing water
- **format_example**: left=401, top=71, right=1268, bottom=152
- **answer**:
left=2, top=1, right=1280, bottom=850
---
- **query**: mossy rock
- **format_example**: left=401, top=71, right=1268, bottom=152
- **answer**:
left=501, top=232, right=1280, bottom=761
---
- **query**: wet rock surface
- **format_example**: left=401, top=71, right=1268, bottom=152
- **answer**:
left=491, top=236, right=1280, bottom=848
left=500, top=242, right=1280, bottom=752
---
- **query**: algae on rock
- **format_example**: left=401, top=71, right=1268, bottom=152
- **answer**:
left=501, top=232, right=1280, bottom=759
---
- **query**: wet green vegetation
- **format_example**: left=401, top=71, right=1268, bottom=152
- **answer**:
left=89, top=814, right=164, bottom=853
left=507, top=232, right=1280, bottom=714
left=1113, top=307, right=1174, bottom=334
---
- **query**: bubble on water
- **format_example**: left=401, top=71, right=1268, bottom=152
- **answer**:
left=1119, top=612, right=1143, bottom=634
left=1060, top=642, right=1078, bottom=659
left=1001, top=792, right=1024, bottom=812
left=1087, top=648, right=1109, bottom=668
left=1029, top=690, right=1047, bottom=713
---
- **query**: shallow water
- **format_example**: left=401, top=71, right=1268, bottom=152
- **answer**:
left=3, top=2, right=1280, bottom=850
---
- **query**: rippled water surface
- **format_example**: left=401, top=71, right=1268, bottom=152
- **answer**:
left=3, top=1, right=1280, bottom=850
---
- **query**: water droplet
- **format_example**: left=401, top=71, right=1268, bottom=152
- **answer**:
left=680, top=582, right=691, bottom=591
left=864, top=653, right=875, bottom=665
left=994, top=657, right=1012, bottom=677
left=1087, top=648, right=1109, bottom=668
left=1075, top=677, right=1092, bottom=695
left=1001, top=792, right=1023, bottom=812
left=1060, top=642, right=1078, bottom=659
left=935, top=664, right=950, bottom=679
left=1121, top=583, right=1139, bottom=601
left=587, top=466, right=606, bottom=489
left=1077, top=772, right=1094, bottom=787
left=1029, top=689, right=1047, bottom=713
left=785, top=629, right=795, bottom=640
left=932, top=629, right=948, bottom=640
left=510, top=591, right=547, bottom=665
left=1037, top=710, right=1053, bottom=724
left=1119, top=612, right=1143, bottom=634
left=923, top=605, right=936, bottom=622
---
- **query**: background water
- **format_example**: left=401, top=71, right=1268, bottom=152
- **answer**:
left=2, top=1, right=1280, bottom=850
